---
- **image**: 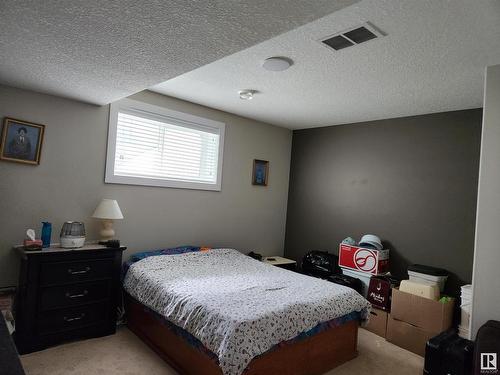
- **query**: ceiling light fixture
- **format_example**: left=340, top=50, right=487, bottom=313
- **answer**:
left=262, top=56, right=293, bottom=71
left=238, top=89, right=257, bottom=100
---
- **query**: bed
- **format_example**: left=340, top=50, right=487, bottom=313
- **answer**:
left=123, top=247, right=370, bottom=375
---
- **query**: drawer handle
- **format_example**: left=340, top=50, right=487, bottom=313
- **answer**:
left=63, top=313, right=85, bottom=322
left=67, top=266, right=91, bottom=275
left=65, top=290, right=88, bottom=299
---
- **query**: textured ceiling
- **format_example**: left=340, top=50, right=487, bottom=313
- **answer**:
left=152, top=0, right=500, bottom=129
left=0, top=0, right=359, bottom=105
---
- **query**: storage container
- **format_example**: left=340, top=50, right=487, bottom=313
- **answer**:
left=458, top=324, right=469, bottom=339
left=400, top=279, right=440, bottom=300
left=460, top=304, right=471, bottom=327
left=407, top=264, right=449, bottom=292
left=460, top=284, right=472, bottom=306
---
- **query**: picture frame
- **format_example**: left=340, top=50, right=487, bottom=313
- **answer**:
left=252, top=159, right=269, bottom=186
left=0, top=117, right=45, bottom=165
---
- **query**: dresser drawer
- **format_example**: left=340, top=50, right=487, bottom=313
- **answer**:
left=39, top=281, right=111, bottom=311
left=40, top=258, right=114, bottom=285
left=37, top=303, right=108, bottom=335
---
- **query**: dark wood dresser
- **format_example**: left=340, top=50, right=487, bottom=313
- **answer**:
left=14, top=245, right=126, bottom=354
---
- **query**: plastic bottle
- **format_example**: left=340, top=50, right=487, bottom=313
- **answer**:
left=41, top=222, right=52, bottom=248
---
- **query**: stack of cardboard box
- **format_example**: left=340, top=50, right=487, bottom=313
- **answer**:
left=386, top=288, right=454, bottom=356
left=363, top=285, right=454, bottom=356
left=338, top=243, right=393, bottom=339
left=363, top=275, right=399, bottom=338
left=338, top=242, right=455, bottom=356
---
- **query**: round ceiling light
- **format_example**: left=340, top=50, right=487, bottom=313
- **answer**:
left=262, top=56, right=293, bottom=72
left=238, top=89, right=257, bottom=100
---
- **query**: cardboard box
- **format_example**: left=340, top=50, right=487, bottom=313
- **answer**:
left=386, top=314, right=435, bottom=356
left=338, top=244, right=389, bottom=275
left=364, top=307, right=388, bottom=338
left=391, top=288, right=454, bottom=332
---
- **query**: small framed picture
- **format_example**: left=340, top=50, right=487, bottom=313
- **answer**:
left=0, top=118, right=45, bottom=165
left=252, top=159, right=269, bottom=186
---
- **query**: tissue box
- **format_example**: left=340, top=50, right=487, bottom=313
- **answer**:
left=23, top=239, right=43, bottom=250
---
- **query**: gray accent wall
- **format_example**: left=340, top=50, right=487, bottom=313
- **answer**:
left=285, top=109, right=482, bottom=296
left=0, top=85, right=292, bottom=288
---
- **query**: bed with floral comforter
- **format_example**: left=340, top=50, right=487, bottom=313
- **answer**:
left=123, top=248, right=370, bottom=375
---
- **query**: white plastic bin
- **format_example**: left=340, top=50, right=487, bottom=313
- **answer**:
left=460, top=304, right=471, bottom=327
left=341, top=267, right=372, bottom=297
left=408, top=270, right=448, bottom=292
left=460, top=284, right=472, bottom=306
left=458, top=324, right=469, bottom=339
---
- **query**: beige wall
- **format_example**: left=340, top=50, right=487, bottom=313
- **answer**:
left=471, top=64, right=500, bottom=337
left=0, top=85, right=292, bottom=287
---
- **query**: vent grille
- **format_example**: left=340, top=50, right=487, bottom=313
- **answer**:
left=322, top=35, right=354, bottom=51
left=320, top=23, right=384, bottom=52
left=343, top=26, right=377, bottom=44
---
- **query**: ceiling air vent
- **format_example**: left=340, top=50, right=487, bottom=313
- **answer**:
left=320, top=22, right=384, bottom=52
left=322, top=35, right=354, bottom=51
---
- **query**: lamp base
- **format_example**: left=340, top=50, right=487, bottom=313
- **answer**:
left=99, top=219, right=115, bottom=241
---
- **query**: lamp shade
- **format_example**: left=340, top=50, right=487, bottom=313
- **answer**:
left=92, top=199, right=124, bottom=220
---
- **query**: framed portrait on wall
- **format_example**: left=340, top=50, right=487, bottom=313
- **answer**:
left=0, top=117, right=45, bottom=165
left=252, top=159, right=269, bottom=186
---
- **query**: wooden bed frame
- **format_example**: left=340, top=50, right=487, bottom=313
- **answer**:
left=124, top=293, right=359, bottom=375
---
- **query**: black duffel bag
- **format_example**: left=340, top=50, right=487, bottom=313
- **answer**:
left=301, top=250, right=341, bottom=278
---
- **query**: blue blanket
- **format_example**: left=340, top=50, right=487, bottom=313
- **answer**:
left=122, top=245, right=203, bottom=277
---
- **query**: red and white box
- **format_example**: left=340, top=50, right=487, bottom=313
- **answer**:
left=338, top=244, right=389, bottom=275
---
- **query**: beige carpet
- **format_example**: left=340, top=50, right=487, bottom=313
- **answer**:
left=21, top=327, right=423, bottom=375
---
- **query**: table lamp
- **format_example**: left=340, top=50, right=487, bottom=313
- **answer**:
left=92, top=199, right=124, bottom=240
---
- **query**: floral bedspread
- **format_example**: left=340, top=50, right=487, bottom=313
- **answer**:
left=123, top=248, right=370, bottom=375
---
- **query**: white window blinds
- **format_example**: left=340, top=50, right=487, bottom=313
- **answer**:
left=106, top=99, right=225, bottom=190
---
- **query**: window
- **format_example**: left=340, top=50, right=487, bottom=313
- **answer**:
left=106, top=99, right=225, bottom=191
